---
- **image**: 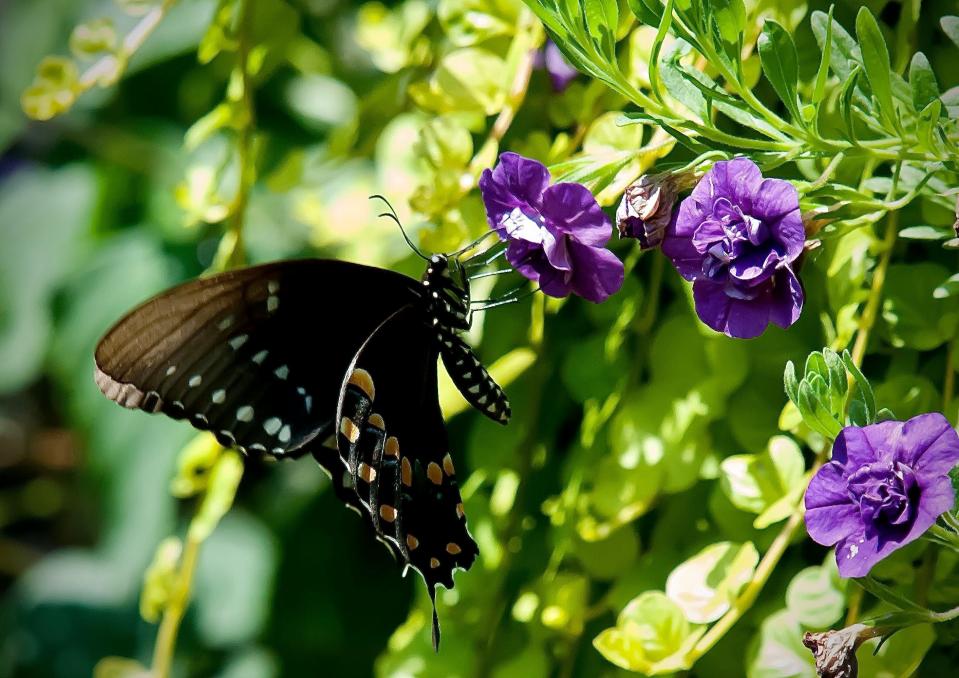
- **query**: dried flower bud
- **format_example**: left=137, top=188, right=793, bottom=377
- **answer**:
left=802, top=623, right=891, bottom=678
left=616, top=174, right=679, bottom=249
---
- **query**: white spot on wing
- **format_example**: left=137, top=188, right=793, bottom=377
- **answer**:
left=278, top=425, right=291, bottom=443
left=218, top=315, right=233, bottom=330
left=236, top=406, right=254, bottom=422
left=252, top=349, right=268, bottom=364
left=267, top=296, right=279, bottom=313
left=188, top=375, right=202, bottom=388
left=268, top=280, right=279, bottom=294
left=212, top=389, right=226, bottom=404
left=275, top=365, right=289, bottom=380
left=264, top=417, right=282, bottom=435
left=166, top=366, right=177, bottom=377
left=230, top=334, right=249, bottom=350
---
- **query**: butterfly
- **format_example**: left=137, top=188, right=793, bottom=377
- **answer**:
left=93, top=215, right=513, bottom=650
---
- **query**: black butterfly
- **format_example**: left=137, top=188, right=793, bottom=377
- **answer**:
left=93, top=234, right=512, bottom=650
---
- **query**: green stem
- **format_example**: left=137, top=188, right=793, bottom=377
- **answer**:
left=222, top=0, right=255, bottom=270
left=850, top=211, right=898, bottom=367
left=690, top=509, right=806, bottom=659
left=150, top=534, right=202, bottom=678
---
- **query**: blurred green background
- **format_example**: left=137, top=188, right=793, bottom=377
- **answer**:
left=3, top=1, right=959, bottom=677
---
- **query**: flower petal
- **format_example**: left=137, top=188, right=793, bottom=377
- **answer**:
left=805, top=503, right=858, bottom=547
left=540, top=182, right=612, bottom=247
left=479, top=152, right=550, bottom=234
left=805, top=461, right=852, bottom=510
left=897, top=412, right=959, bottom=476
left=831, top=424, right=893, bottom=468
left=768, top=267, right=804, bottom=329
left=750, top=177, right=800, bottom=222
left=567, top=241, right=624, bottom=303
left=835, top=475, right=956, bottom=578
left=768, top=209, right=805, bottom=262
left=727, top=248, right=780, bottom=283
left=705, top=158, right=763, bottom=211
left=663, top=207, right=706, bottom=280
left=692, top=279, right=771, bottom=339
left=542, top=229, right=572, bottom=271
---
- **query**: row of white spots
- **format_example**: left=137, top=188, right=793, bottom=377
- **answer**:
left=267, top=280, right=280, bottom=313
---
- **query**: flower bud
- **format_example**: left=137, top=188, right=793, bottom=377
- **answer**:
left=616, top=174, right=679, bottom=249
left=802, top=627, right=861, bottom=678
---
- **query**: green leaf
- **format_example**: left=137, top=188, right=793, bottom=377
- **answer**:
left=593, top=591, right=705, bottom=674
left=665, top=541, right=759, bottom=623
left=93, top=657, right=151, bottom=678
left=785, top=562, right=846, bottom=628
left=810, top=6, right=833, bottom=105
left=810, top=10, right=862, bottom=84
left=627, top=0, right=664, bottom=26
left=882, top=262, right=959, bottom=350
left=942, top=16, right=959, bottom=49
left=583, top=0, right=619, bottom=58
left=838, top=64, right=862, bottom=143
left=909, top=52, right=940, bottom=113
left=899, top=225, right=950, bottom=240
left=841, top=350, right=876, bottom=424
left=855, top=7, right=897, bottom=131
left=408, top=47, right=507, bottom=115
left=719, top=436, right=805, bottom=522
left=746, top=609, right=816, bottom=678
left=438, top=0, right=520, bottom=47
left=710, top=0, right=746, bottom=45
left=757, top=20, right=800, bottom=120
left=784, top=360, right=799, bottom=405
left=935, top=274, right=959, bottom=299
left=856, top=623, right=934, bottom=678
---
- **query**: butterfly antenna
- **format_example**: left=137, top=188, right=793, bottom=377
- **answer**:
left=369, top=194, right=429, bottom=260
left=472, top=286, right=539, bottom=310
left=469, top=268, right=513, bottom=281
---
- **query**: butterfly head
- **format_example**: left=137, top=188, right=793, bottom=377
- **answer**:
left=423, top=254, right=471, bottom=331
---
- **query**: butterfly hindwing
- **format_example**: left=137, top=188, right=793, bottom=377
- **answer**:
left=94, top=259, right=421, bottom=457
left=333, top=306, right=478, bottom=649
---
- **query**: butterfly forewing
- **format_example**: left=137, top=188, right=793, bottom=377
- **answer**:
left=333, top=305, right=478, bottom=649
left=94, top=259, right=421, bottom=457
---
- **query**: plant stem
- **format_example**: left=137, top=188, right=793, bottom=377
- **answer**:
left=223, top=0, right=256, bottom=270
left=850, top=211, right=898, bottom=367
left=150, top=534, right=201, bottom=678
left=79, top=0, right=179, bottom=91
left=465, top=11, right=542, bottom=188
left=690, top=509, right=805, bottom=659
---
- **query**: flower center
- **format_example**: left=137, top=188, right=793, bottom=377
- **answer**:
left=847, top=460, right=919, bottom=533
left=693, top=199, right=769, bottom=280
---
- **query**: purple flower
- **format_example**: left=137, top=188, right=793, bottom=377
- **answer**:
left=534, top=40, right=578, bottom=92
left=661, top=158, right=805, bottom=339
left=479, top=152, right=624, bottom=303
left=804, top=413, right=959, bottom=578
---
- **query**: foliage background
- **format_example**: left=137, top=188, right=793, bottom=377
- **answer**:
left=1, top=0, right=958, bottom=676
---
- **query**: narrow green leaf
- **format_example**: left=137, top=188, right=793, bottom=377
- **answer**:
left=848, top=399, right=869, bottom=427
left=757, top=20, right=800, bottom=120
left=583, top=0, right=619, bottom=59
left=784, top=360, right=799, bottom=404
left=909, top=52, right=940, bottom=113
left=856, top=7, right=898, bottom=131
left=916, top=99, right=943, bottom=152
left=811, top=6, right=834, bottom=105
left=648, top=0, right=675, bottom=103
left=942, top=16, right=959, bottom=49
left=839, top=64, right=862, bottom=144
left=842, top=349, right=876, bottom=423
left=811, top=10, right=862, bottom=83
left=627, top=0, right=664, bottom=26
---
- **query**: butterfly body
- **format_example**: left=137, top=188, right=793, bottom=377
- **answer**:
left=93, top=254, right=510, bottom=649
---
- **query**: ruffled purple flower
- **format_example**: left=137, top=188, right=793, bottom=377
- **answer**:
left=804, top=413, right=959, bottom=578
left=661, top=158, right=805, bottom=339
left=534, top=40, right=578, bottom=91
left=479, top=152, right=624, bottom=303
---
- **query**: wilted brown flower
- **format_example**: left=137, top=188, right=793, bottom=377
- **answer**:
left=802, top=623, right=888, bottom=678
left=616, top=174, right=680, bottom=249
